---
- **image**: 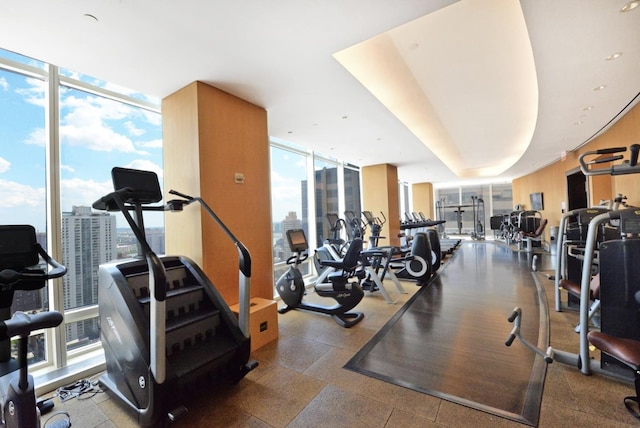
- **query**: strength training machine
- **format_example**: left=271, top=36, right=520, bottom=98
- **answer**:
left=507, top=144, right=640, bottom=382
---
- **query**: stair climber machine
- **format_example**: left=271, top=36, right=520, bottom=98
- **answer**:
left=276, top=229, right=365, bottom=328
left=0, top=225, right=69, bottom=428
left=93, top=167, right=257, bottom=427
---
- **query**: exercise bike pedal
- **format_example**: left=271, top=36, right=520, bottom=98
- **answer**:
left=168, top=405, right=188, bottom=422
left=36, top=398, right=55, bottom=416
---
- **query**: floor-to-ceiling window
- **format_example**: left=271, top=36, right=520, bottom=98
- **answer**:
left=314, top=157, right=339, bottom=248
left=57, top=70, right=162, bottom=355
left=270, top=140, right=360, bottom=293
left=0, top=55, right=49, bottom=365
left=435, top=183, right=513, bottom=235
left=270, top=142, right=309, bottom=284
left=0, top=48, right=162, bottom=375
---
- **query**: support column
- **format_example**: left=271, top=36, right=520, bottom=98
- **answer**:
left=412, top=182, right=434, bottom=220
left=362, top=164, right=400, bottom=247
left=162, top=81, right=273, bottom=303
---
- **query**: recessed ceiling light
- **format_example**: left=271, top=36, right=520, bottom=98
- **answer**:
left=594, top=85, right=607, bottom=91
left=605, top=52, right=623, bottom=61
left=574, top=121, right=584, bottom=125
left=583, top=106, right=594, bottom=111
left=620, top=1, right=639, bottom=12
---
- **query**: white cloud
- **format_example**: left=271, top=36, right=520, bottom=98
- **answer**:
left=137, top=139, right=162, bottom=149
left=59, top=94, right=149, bottom=154
left=0, top=157, right=10, bottom=173
left=123, top=159, right=163, bottom=178
left=0, top=179, right=44, bottom=208
left=15, top=77, right=45, bottom=108
left=60, top=164, right=75, bottom=173
left=270, top=170, right=304, bottom=220
left=0, top=77, right=8, bottom=91
left=24, top=128, right=46, bottom=147
left=60, top=177, right=113, bottom=212
left=61, top=123, right=146, bottom=154
left=125, top=121, right=145, bottom=137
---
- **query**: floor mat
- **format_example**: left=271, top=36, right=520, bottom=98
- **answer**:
left=345, top=242, right=548, bottom=426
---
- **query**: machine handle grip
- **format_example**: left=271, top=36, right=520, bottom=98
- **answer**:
left=595, top=147, right=627, bottom=154
left=168, top=189, right=194, bottom=201
left=0, top=311, right=63, bottom=340
left=505, top=307, right=521, bottom=346
left=630, top=144, right=640, bottom=167
left=592, top=155, right=623, bottom=164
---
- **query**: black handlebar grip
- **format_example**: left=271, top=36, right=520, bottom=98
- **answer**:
left=595, top=147, right=627, bottom=155
left=630, top=144, right=639, bottom=167
left=507, top=309, right=519, bottom=323
left=505, top=334, right=516, bottom=347
left=593, top=155, right=623, bottom=164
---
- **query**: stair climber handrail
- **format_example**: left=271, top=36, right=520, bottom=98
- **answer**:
left=167, top=189, right=252, bottom=339
left=93, top=187, right=168, bottom=384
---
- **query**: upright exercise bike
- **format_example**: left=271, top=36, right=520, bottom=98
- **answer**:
left=276, top=229, right=365, bottom=328
left=0, top=225, right=69, bottom=428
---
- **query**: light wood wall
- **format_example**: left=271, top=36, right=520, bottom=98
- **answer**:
left=512, top=101, right=640, bottom=238
left=412, top=182, right=434, bottom=220
left=162, top=81, right=273, bottom=304
left=362, top=164, right=401, bottom=247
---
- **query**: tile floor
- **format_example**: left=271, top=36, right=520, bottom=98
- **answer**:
left=39, top=244, right=638, bottom=427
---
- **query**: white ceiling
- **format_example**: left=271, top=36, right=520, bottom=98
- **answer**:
left=1, top=0, right=639, bottom=186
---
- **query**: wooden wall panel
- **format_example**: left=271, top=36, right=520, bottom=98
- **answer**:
left=162, top=82, right=204, bottom=265
left=512, top=101, right=640, bottom=237
left=362, top=164, right=400, bottom=247
left=412, top=182, right=434, bottom=220
left=162, top=81, right=272, bottom=304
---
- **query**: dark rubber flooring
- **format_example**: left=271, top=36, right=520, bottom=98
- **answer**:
left=345, top=241, right=548, bottom=426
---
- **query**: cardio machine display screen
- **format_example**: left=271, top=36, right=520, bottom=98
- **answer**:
left=0, top=225, right=39, bottom=269
left=286, top=229, right=308, bottom=253
left=112, top=167, right=162, bottom=204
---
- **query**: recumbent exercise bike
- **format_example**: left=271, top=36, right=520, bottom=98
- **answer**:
left=0, top=225, right=70, bottom=428
left=276, top=229, right=364, bottom=328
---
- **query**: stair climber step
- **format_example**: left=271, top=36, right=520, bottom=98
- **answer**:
left=167, top=320, right=237, bottom=378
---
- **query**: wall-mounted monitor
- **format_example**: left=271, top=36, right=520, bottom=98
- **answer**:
left=530, top=192, right=544, bottom=211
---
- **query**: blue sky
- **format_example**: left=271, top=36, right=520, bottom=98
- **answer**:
left=1, top=48, right=342, bottom=234
left=0, top=49, right=163, bottom=231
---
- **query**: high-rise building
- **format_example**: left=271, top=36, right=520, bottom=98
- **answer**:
left=279, top=211, right=302, bottom=261
left=61, top=206, right=117, bottom=348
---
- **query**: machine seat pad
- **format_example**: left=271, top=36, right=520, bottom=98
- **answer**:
left=559, top=277, right=599, bottom=300
left=588, top=331, right=640, bottom=369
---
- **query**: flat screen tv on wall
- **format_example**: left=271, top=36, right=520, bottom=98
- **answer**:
left=530, top=192, right=544, bottom=211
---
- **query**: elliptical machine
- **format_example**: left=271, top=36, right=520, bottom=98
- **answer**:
left=276, top=229, right=364, bottom=328
left=0, top=225, right=70, bottom=428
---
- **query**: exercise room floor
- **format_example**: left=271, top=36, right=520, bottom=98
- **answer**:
left=40, top=241, right=638, bottom=427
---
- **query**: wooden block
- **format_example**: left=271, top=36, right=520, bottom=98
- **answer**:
left=230, top=297, right=278, bottom=352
